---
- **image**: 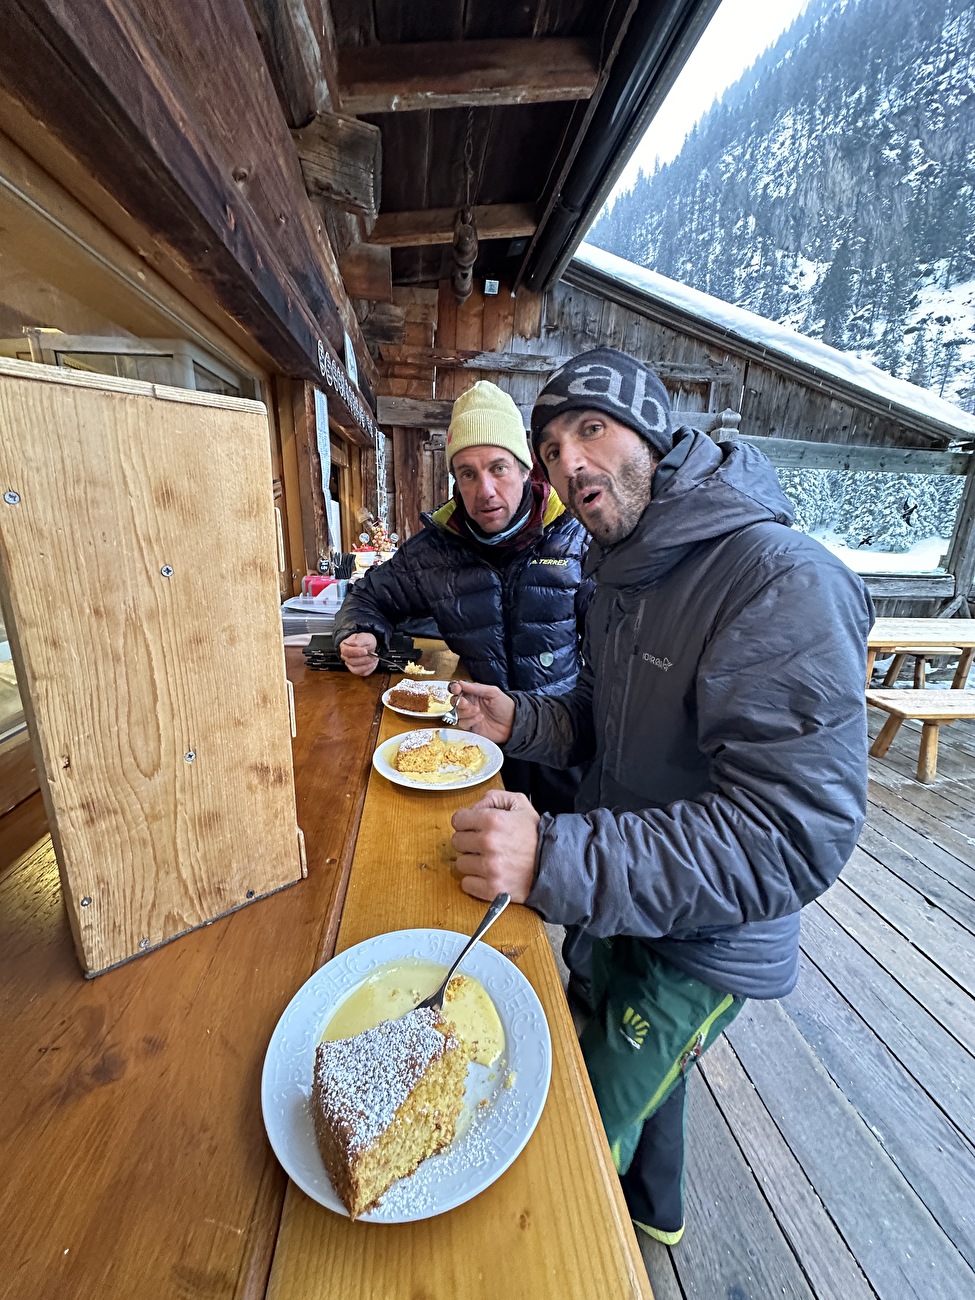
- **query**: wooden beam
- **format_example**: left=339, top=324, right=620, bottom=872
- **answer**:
left=338, top=38, right=599, bottom=113
left=339, top=242, right=393, bottom=301
left=379, top=345, right=738, bottom=382
left=0, top=0, right=378, bottom=443
left=377, top=396, right=740, bottom=433
left=244, top=0, right=339, bottom=127
left=378, top=395, right=531, bottom=428
left=724, top=435, right=972, bottom=477
left=360, top=302, right=407, bottom=346
left=369, top=203, right=536, bottom=248
left=293, top=112, right=381, bottom=219
left=292, top=381, right=332, bottom=573
left=863, top=575, right=956, bottom=598
left=945, top=453, right=975, bottom=600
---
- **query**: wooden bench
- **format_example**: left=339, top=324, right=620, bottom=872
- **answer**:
left=882, top=645, right=963, bottom=689
left=866, top=688, right=975, bottom=782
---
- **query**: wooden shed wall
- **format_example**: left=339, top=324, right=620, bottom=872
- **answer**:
left=374, top=276, right=973, bottom=618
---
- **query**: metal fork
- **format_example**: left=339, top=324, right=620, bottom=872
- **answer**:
left=414, top=893, right=510, bottom=1014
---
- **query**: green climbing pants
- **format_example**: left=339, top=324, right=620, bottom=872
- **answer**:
left=579, top=936, right=744, bottom=1228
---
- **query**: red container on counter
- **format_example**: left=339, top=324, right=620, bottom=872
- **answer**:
left=301, top=575, right=338, bottom=597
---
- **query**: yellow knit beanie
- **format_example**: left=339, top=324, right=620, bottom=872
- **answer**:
left=446, top=381, right=533, bottom=471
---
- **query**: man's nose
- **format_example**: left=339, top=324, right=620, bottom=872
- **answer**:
left=565, top=439, right=590, bottom=477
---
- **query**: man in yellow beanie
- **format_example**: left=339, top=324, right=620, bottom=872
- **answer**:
left=333, top=380, right=590, bottom=814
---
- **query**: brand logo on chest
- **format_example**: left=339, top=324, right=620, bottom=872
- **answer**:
left=642, top=652, right=673, bottom=671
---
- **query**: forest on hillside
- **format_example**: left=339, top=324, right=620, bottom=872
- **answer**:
left=590, top=0, right=975, bottom=414
left=588, top=0, right=974, bottom=560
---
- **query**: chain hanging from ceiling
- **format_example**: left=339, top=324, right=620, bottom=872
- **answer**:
left=451, top=109, right=478, bottom=304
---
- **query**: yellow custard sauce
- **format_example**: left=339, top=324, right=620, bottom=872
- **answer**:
left=322, top=958, right=505, bottom=1067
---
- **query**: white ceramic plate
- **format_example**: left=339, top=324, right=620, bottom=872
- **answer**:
left=261, top=928, right=552, bottom=1223
left=381, top=680, right=455, bottom=719
left=372, top=728, right=503, bottom=791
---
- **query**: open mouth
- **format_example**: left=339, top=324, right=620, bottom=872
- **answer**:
left=582, top=489, right=600, bottom=505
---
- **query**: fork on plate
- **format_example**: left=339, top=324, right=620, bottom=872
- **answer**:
left=413, top=893, right=510, bottom=1014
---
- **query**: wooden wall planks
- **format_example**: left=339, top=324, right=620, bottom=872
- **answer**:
left=0, top=359, right=301, bottom=973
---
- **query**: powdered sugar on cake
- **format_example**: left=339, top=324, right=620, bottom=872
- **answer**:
left=314, top=1007, right=453, bottom=1156
left=398, top=729, right=438, bottom=754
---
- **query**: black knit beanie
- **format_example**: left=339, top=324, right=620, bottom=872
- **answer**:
left=530, top=347, right=674, bottom=471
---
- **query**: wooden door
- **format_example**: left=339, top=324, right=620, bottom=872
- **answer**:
left=0, top=357, right=303, bottom=974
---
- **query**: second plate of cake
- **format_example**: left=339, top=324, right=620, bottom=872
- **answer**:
left=373, top=727, right=503, bottom=791
left=382, top=679, right=455, bottom=719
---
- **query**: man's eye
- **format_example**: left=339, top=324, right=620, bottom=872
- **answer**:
left=544, top=446, right=559, bottom=463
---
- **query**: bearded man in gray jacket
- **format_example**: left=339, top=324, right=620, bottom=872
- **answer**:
left=449, top=347, right=873, bottom=1246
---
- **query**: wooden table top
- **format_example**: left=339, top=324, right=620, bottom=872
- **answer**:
left=0, top=643, right=650, bottom=1299
left=868, top=617, right=975, bottom=647
left=264, top=643, right=650, bottom=1299
left=0, top=652, right=384, bottom=1300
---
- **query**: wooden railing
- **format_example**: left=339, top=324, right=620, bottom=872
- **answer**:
left=713, top=431, right=975, bottom=606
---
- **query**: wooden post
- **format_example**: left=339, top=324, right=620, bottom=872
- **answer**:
left=945, top=451, right=975, bottom=609
left=292, top=380, right=332, bottom=573
left=391, top=427, right=423, bottom=541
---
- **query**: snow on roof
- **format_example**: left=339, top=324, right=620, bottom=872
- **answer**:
left=573, top=242, right=975, bottom=444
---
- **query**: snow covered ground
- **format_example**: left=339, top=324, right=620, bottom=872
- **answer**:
left=812, top=532, right=949, bottom=573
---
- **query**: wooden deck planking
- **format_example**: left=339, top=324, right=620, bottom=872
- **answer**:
left=786, top=944, right=975, bottom=1256
left=639, top=713, right=975, bottom=1300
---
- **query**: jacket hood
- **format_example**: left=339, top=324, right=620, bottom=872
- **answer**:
left=587, top=430, right=794, bottom=587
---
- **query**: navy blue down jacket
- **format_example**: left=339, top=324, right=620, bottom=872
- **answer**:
left=333, top=488, right=591, bottom=812
left=506, top=431, right=874, bottom=999
left=333, top=490, right=589, bottom=695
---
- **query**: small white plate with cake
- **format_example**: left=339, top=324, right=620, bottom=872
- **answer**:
left=381, top=679, right=456, bottom=719
left=260, top=927, right=552, bottom=1223
left=373, top=727, right=503, bottom=791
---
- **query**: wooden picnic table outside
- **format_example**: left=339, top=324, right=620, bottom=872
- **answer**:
left=0, top=641, right=649, bottom=1300
left=867, top=617, right=975, bottom=689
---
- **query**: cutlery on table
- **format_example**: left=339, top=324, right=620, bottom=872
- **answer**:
left=414, top=893, right=511, bottom=1014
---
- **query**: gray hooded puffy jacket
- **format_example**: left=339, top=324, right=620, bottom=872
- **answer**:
left=506, top=430, right=873, bottom=998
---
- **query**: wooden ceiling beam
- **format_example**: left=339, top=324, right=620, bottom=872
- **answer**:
left=292, top=112, right=382, bottom=220
left=339, top=242, right=393, bottom=302
left=338, top=38, right=599, bottom=113
left=368, top=203, right=536, bottom=248
left=245, top=0, right=340, bottom=127
left=378, top=395, right=531, bottom=428
left=359, top=302, right=407, bottom=345
left=379, top=346, right=739, bottom=383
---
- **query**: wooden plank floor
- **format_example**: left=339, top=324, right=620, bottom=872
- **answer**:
left=639, top=708, right=975, bottom=1300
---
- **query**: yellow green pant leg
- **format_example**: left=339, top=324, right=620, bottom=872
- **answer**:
left=579, top=938, right=744, bottom=1232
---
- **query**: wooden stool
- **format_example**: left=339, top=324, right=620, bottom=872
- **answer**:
left=882, top=645, right=962, bottom=689
left=866, top=688, right=975, bottom=782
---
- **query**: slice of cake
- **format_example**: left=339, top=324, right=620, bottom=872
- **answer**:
left=387, top=681, right=451, bottom=713
left=394, top=729, right=445, bottom=773
left=388, top=680, right=430, bottom=711
left=442, top=740, right=484, bottom=773
left=311, top=1007, right=469, bottom=1218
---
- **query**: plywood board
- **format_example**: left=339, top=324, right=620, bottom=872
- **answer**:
left=0, top=357, right=301, bottom=974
